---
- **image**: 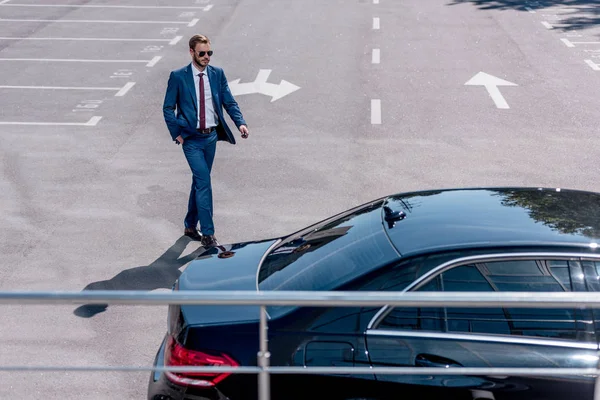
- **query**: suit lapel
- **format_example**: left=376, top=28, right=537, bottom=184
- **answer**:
left=184, top=63, right=198, bottom=112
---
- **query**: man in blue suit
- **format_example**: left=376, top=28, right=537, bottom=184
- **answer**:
left=163, top=34, right=249, bottom=247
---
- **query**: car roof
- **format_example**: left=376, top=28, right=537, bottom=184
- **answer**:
left=383, top=187, right=600, bottom=257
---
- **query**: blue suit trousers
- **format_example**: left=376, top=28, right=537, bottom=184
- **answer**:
left=181, top=131, right=218, bottom=235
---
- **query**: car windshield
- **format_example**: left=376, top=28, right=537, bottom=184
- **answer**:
left=257, top=198, right=399, bottom=304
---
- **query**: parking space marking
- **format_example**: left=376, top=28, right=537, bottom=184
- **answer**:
left=371, top=99, right=381, bottom=124
left=0, top=18, right=197, bottom=25
left=524, top=7, right=535, bottom=13
left=372, top=48, right=380, bottom=64
left=541, top=21, right=553, bottom=29
left=115, top=82, right=136, bottom=96
left=561, top=38, right=575, bottom=47
left=146, top=56, right=162, bottom=67
left=0, top=57, right=162, bottom=67
left=0, top=116, right=102, bottom=126
left=0, top=36, right=183, bottom=45
left=169, top=36, right=183, bottom=45
left=0, top=3, right=210, bottom=9
left=373, top=17, right=380, bottom=30
left=561, top=38, right=600, bottom=48
left=585, top=60, right=600, bottom=71
left=0, top=82, right=136, bottom=96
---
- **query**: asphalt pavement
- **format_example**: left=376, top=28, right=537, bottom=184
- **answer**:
left=0, top=0, right=599, bottom=398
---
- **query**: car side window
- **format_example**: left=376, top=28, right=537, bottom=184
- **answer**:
left=378, top=259, right=595, bottom=343
left=581, top=260, right=600, bottom=292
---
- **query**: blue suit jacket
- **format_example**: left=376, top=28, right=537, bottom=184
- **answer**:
left=163, top=63, right=246, bottom=144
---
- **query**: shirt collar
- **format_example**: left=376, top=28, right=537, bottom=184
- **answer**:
left=192, top=63, right=206, bottom=76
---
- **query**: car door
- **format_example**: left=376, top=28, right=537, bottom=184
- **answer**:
left=365, top=255, right=598, bottom=400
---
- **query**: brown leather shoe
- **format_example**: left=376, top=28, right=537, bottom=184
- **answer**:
left=201, top=234, right=219, bottom=247
left=184, top=228, right=202, bottom=241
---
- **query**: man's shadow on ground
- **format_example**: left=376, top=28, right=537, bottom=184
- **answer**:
left=73, top=236, right=204, bottom=318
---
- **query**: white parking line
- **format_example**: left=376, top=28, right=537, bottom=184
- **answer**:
left=0, top=18, right=196, bottom=24
left=561, top=38, right=600, bottom=47
left=0, top=116, right=102, bottom=126
left=541, top=21, right=553, bottom=29
left=373, top=17, right=380, bottom=30
left=115, top=82, right=136, bottom=96
left=371, top=99, right=381, bottom=124
left=169, top=36, right=183, bottom=45
left=0, top=36, right=182, bottom=45
left=0, top=82, right=136, bottom=96
left=585, top=60, right=600, bottom=71
left=524, top=7, right=535, bottom=13
left=372, top=49, right=380, bottom=64
left=0, top=57, right=162, bottom=67
left=0, top=3, right=209, bottom=9
left=146, top=56, right=162, bottom=67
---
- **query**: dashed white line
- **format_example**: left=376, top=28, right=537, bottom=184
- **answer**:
left=169, top=36, right=183, bottom=45
left=0, top=3, right=209, bottom=8
left=541, top=21, right=553, bottom=29
left=373, top=17, right=380, bottom=30
left=585, top=60, right=600, bottom=71
left=372, top=49, right=380, bottom=64
left=0, top=116, right=102, bottom=126
left=146, top=56, right=162, bottom=67
left=188, top=18, right=199, bottom=27
left=373, top=0, right=379, bottom=3
left=371, top=99, right=381, bottom=124
left=0, top=18, right=196, bottom=24
left=0, top=36, right=181, bottom=44
left=115, top=82, right=136, bottom=96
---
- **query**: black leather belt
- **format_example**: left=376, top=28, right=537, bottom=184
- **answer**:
left=197, top=127, right=216, bottom=134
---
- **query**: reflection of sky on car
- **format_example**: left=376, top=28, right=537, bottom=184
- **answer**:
left=385, top=189, right=600, bottom=257
left=258, top=202, right=399, bottom=315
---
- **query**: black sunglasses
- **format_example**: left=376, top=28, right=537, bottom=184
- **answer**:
left=197, top=51, right=213, bottom=57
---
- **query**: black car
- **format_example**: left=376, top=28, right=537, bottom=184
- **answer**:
left=148, top=187, right=600, bottom=400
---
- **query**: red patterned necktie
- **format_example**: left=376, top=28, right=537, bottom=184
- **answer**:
left=198, top=72, right=205, bottom=130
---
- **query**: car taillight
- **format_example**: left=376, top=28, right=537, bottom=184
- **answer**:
left=164, top=335, right=239, bottom=387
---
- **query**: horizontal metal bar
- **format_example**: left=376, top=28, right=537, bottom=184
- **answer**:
left=0, top=365, right=597, bottom=376
left=2, top=290, right=600, bottom=308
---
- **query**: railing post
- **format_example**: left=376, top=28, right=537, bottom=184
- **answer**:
left=595, top=351, right=600, bottom=400
left=257, top=305, right=271, bottom=400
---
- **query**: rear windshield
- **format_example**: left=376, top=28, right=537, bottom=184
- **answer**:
left=258, top=199, right=398, bottom=297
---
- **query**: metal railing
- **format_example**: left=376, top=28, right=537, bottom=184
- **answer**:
left=2, top=290, right=600, bottom=400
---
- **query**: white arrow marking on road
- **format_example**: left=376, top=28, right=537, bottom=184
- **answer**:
left=228, top=69, right=300, bottom=102
left=465, top=72, right=517, bottom=109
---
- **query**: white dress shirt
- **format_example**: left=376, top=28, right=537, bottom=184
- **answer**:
left=192, top=63, right=218, bottom=129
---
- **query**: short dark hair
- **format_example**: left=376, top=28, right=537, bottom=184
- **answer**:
left=189, top=34, right=210, bottom=49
